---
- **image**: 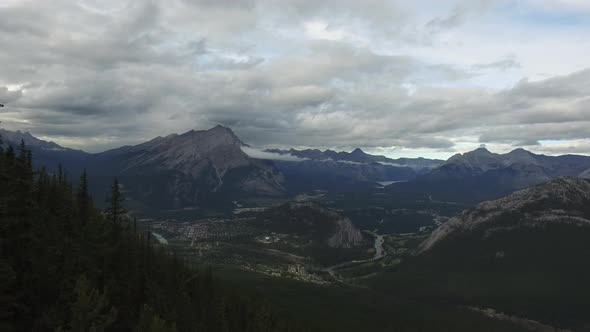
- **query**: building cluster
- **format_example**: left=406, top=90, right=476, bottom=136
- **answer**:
left=159, top=219, right=256, bottom=242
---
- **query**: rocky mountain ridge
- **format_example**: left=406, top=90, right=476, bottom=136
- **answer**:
left=441, top=147, right=590, bottom=177
left=387, top=147, right=590, bottom=204
left=263, top=147, right=443, bottom=191
left=0, top=129, right=73, bottom=151
left=266, top=147, right=443, bottom=169
left=258, top=201, right=364, bottom=249
left=420, top=176, right=590, bottom=252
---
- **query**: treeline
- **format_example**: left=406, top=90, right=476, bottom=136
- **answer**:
left=0, top=138, right=304, bottom=332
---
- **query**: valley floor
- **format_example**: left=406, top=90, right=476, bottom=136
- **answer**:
left=135, top=187, right=589, bottom=332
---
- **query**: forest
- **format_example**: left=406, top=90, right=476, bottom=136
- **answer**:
left=0, top=137, right=303, bottom=332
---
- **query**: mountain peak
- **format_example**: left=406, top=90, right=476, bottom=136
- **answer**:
left=471, top=147, right=492, bottom=155
left=0, top=128, right=68, bottom=151
left=174, top=125, right=244, bottom=146
left=351, top=148, right=366, bottom=155
left=508, top=147, right=532, bottom=155
left=447, top=147, right=496, bottom=163
left=210, top=124, right=233, bottom=132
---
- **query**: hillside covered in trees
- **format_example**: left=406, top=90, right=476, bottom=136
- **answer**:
left=0, top=137, right=303, bottom=332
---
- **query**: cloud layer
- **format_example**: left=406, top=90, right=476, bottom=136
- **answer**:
left=1, top=0, right=589, bottom=157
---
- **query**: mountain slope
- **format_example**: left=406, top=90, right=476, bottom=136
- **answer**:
left=257, top=201, right=364, bottom=249
left=406, top=177, right=590, bottom=330
left=388, top=148, right=590, bottom=204
left=420, top=176, right=590, bottom=252
left=271, top=159, right=417, bottom=192
left=93, top=126, right=285, bottom=208
left=251, top=201, right=372, bottom=266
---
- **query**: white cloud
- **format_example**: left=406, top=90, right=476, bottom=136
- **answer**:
left=0, top=0, right=589, bottom=158
left=241, top=146, right=307, bottom=161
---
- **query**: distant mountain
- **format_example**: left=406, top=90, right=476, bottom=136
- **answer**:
left=0, top=128, right=93, bottom=171
left=388, top=147, right=590, bottom=204
left=441, top=147, right=590, bottom=179
left=92, top=125, right=286, bottom=209
left=266, top=147, right=443, bottom=169
left=264, top=148, right=442, bottom=192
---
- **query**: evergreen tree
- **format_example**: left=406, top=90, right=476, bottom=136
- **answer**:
left=0, top=142, right=302, bottom=332
left=77, top=169, right=91, bottom=226
left=135, top=305, right=177, bottom=332
left=58, top=275, right=117, bottom=332
left=106, top=177, right=125, bottom=227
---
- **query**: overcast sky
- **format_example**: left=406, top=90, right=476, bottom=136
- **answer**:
left=1, top=0, right=590, bottom=158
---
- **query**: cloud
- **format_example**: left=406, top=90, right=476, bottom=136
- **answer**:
left=523, top=0, right=590, bottom=12
left=473, top=56, right=522, bottom=71
left=0, top=86, right=23, bottom=103
left=0, top=0, right=589, bottom=158
left=241, top=146, right=307, bottom=161
left=425, top=0, right=496, bottom=32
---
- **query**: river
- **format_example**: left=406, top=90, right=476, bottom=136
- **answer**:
left=322, top=231, right=386, bottom=273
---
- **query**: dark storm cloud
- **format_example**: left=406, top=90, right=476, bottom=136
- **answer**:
left=0, top=0, right=589, bottom=155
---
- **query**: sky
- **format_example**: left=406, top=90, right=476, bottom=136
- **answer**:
left=1, top=0, right=590, bottom=159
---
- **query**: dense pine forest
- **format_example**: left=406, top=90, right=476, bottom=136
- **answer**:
left=0, top=137, right=303, bottom=332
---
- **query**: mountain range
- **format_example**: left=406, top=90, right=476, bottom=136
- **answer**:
left=0, top=126, right=441, bottom=208
left=265, top=147, right=443, bottom=192
left=266, top=147, right=442, bottom=169
left=3, top=126, right=590, bottom=209
left=388, top=147, right=590, bottom=204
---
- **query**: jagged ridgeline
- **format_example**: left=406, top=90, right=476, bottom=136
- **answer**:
left=393, top=177, right=590, bottom=331
left=0, top=138, right=304, bottom=332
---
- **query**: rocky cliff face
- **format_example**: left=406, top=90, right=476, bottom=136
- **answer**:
left=258, top=201, right=364, bottom=248
left=420, top=177, right=590, bottom=252
left=327, top=217, right=364, bottom=249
